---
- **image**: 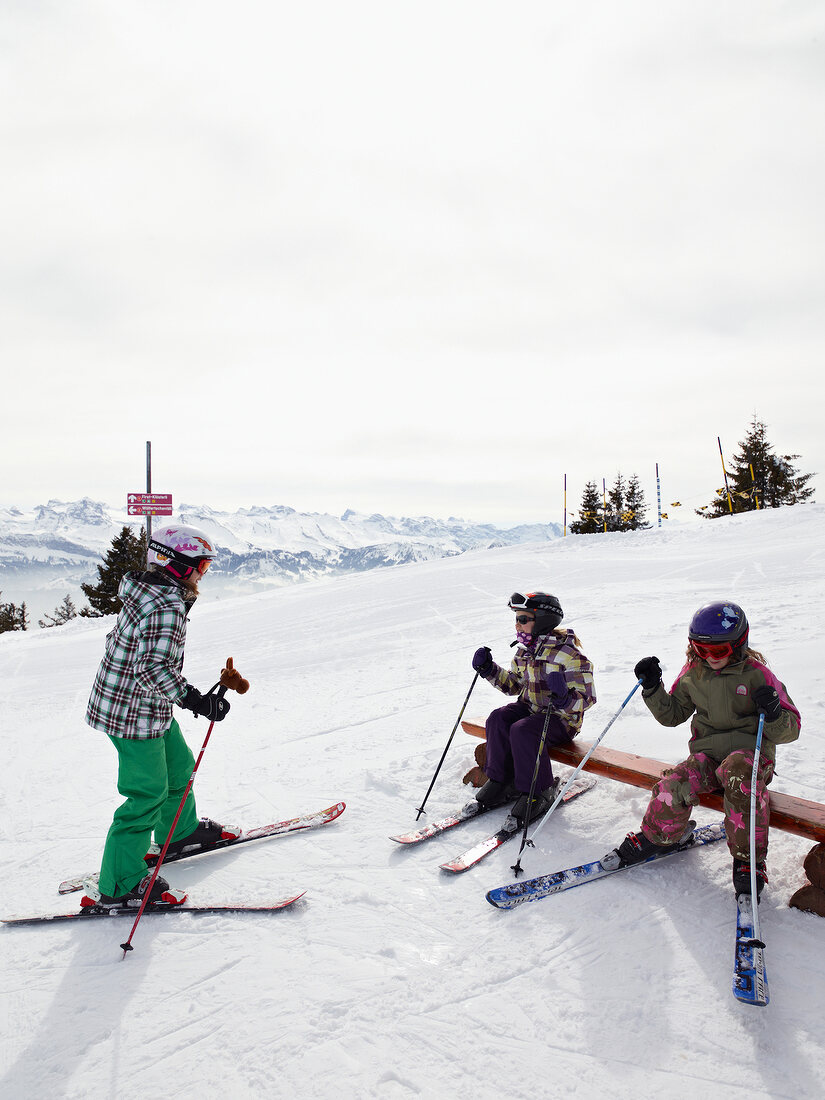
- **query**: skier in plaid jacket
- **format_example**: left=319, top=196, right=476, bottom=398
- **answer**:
left=84, top=525, right=234, bottom=908
left=471, top=591, right=596, bottom=826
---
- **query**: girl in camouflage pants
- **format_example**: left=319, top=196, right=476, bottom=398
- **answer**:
left=613, top=602, right=800, bottom=899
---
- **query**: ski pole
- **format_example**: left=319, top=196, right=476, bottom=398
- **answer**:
left=748, top=711, right=767, bottom=946
left=511, top=677, right=644, bottom=875
left=510, top=703, right=557, bottom=876
left=415, top=671, right=480, bottom=820
left=120, top=686, right=228, bottom=957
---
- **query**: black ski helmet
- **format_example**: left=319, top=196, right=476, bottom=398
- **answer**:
left=508, top=591, right=564, bottom=634
left=688, top=601, right=749, bottom=654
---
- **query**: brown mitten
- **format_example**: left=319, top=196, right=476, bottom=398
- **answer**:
left=788, top=884, right=825, bottom=918
left=220, top=657, right=250, bottom=694
left=462, top=742, right=489, bottom=788
left=803, top=843, right=825, bottom=890
left=462, top=765, right=487, bottom=787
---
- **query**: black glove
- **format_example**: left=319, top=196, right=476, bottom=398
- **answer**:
left=472, top=647, right=493, bottom=675
left=181, top=685, right=231, bottom=722
left=753, top=685, right=782, bottom=723
left=634, top=656, right=662, bottom=692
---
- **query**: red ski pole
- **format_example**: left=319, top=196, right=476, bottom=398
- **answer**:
left=119, top=686, right=228, bottom=957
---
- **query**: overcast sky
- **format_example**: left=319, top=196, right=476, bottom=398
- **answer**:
left=2, top=1, right=823, bottom=525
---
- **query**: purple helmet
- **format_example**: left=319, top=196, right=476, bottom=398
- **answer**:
left=688, top=602, right=749, bottom=654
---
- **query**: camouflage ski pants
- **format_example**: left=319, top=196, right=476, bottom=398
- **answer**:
left=641, top=750, right=774, bottom=861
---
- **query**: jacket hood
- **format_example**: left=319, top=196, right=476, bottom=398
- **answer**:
left=118, top=570, right=188, bottom=611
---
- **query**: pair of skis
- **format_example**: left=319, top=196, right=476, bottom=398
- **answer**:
left=390, top=771, right=597, bottom=872
left=2, top=802, right=346, bottom=927
left=485, top=821, right=768, bottom=1007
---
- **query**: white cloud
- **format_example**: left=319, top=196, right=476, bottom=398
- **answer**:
left=2, top=1, right=823, bottom=522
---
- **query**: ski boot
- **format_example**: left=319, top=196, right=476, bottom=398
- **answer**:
left=603, top=820, right=696, bottom=871
left=81, top=872, right=187, bottom=909
left=475, top=779, right=517, bottom=810
left=511, top=780, right=560, bottom=826
left=164, top=817, right=241, bottom=857
left=733, top=857, right=768, bottom=902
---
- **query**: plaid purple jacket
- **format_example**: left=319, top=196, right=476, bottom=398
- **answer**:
left=85, top=571, right=190, bottom=739
left=484, top=628, right=596, bottom=734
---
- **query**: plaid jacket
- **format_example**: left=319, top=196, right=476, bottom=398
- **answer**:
left=85, top=571, right=190, bottom=739
left=483, top=628, right=596, bottom=735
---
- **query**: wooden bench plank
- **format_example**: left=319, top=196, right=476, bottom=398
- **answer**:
left=461, top=719, right=825, bottom=844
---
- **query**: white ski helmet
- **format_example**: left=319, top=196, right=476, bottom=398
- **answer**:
left=147, top=525, right=217, bottom=581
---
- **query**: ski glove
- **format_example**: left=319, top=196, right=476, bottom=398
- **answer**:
left=753, top=685, right=782, bottom=723
left=545, top=671, right=570, bottom=709
left=181, top=685, right=231, bottom=722
left=472, top=647, right=494, bottom=675
left=634, top=656, right=663, bottom=692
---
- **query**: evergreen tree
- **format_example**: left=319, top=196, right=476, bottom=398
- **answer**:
left=697, top=416, right=815, bottom=518
left=80, top=526, right=148, bottom=617
left=0, top=594, right=28, bottom=633
left=0, top=596, right=13, bottom=633
left=570, top=481, right=604, bottom=534
left=624, top=474, right=650, bottom=530
left=39, top=594, right=79, bottom=629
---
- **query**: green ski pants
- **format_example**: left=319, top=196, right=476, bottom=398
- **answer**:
left=98, top=719, right=199, bottom=897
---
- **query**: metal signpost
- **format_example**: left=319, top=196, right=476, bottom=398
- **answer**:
left=127, top=442, right=172, bottom=544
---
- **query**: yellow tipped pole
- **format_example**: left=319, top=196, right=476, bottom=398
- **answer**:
left=718, top=437, right=734, bottom=513
left=602, top=479, right=607, bottom=533
left=750, top=463, right=760, bottom=509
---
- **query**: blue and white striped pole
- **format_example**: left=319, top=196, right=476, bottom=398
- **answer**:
left=526, top=678, right=644, bottom=851
left=749, top=711, right=766, bottom=941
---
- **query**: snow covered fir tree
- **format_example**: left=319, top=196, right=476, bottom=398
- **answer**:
left=698, top=416, right=815, bottom=518
left=0, top=593, right=28, bottom=633
left=570, top=473, right=649, bottom=534
left=38, top=594, right=78, bottom=629
left=80, top=526, right=148, bottom=617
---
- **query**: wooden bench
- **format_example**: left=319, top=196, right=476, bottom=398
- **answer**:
left=461, top=719, right=825, bottom=844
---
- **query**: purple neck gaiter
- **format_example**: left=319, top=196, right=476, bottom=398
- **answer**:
left=516, top=630, right=536, bottom=649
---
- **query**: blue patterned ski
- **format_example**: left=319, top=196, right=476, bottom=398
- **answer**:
left=732, top=894, right=769, bottom=1007
left=486, top=821, right=727, bottom=909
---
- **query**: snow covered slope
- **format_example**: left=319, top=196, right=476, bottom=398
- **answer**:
left=1, top=505, right=824, bottom=1099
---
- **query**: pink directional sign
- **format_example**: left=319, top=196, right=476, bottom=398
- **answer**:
left=127, top=493, right=173, bottom=516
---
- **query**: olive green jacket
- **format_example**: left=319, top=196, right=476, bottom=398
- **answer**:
left=642, top=656, right=800, bottom=764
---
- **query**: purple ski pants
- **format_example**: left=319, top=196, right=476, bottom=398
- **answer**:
left=641, top=750, right=775, bottom=861
left=484, top=700, right=572, bottom=794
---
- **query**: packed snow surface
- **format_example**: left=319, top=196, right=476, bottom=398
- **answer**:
left=1, top=506, right=824, bottom=1099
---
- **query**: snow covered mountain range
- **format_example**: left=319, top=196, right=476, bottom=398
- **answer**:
left=0, top=498, right=561, bottom=617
